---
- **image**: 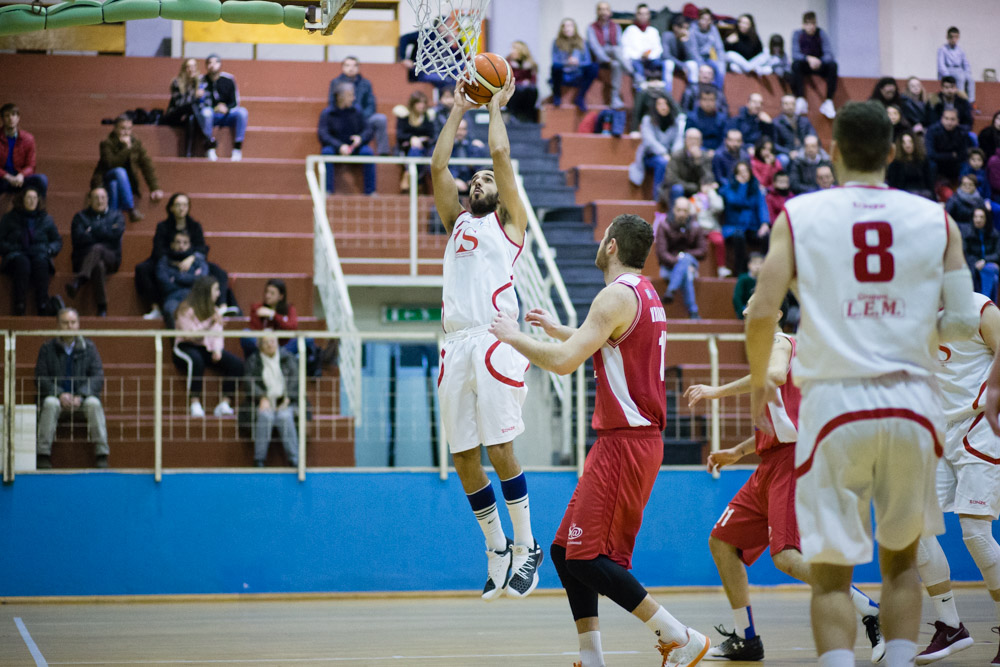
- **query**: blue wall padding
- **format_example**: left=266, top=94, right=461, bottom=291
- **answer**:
left=0, top=469, right=988, bottom=597
left=0, top=5, right=46, bottom=35
left=45, top=0, right=104, bottom=29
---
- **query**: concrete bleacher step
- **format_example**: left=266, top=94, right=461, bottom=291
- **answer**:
left=552, top=134, right=640, bottom=170
left=571, top=165, right=648, bottom=204
left=587, top=200, right=658, bottom=236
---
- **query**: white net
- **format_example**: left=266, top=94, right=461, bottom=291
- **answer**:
left=406, top=0, right=491, bottom=85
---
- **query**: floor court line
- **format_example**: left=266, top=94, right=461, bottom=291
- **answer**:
left=46, top=651, right=641, bottom=665
left=14, top=617, right=48, bottom=667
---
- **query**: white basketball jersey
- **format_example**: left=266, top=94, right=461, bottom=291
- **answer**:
left=788, top=184, right=949, bottom=383
left=938, top=293, right=996, bottom=422
left=442, top=210, right=522, bottom=333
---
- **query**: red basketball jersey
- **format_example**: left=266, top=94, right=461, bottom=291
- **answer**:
left=592, top=273, right=668, bottom=431
left=755, top=334, right=800, bottom=455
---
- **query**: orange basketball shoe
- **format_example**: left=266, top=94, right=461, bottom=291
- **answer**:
left=656, top=628, right=711, bottom=667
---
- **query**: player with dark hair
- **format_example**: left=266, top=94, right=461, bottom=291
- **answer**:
left=746, top=99, right=976, bottom=666
left=430, top=78, right=543, bottom=601
left=490, top=213, right=711, bottom=667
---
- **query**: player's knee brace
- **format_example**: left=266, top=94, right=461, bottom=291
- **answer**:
left=960, top=516, right=1000, bottom=591
left=566, top=556, right=648, bottom=613
left=916, top=536, right=951, bottom=587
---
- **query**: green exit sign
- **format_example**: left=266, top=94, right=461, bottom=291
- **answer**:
left=382, top=306, right=442, bottom=323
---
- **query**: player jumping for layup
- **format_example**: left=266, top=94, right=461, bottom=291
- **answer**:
left=491, top=215, right=710, bottom=667
left=685, top=298, right=884, bottom=663
left=745, top=101, right=977, bottom=667
left=430, top=78, right=543, bottom=601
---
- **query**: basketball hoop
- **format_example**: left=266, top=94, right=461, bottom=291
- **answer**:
left=405, top=0, right=491, bottom=85
left=305, top=0, right=356, bottom=36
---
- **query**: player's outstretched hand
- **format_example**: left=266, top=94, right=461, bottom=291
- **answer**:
left=525, top=308, right=557, bottom=335
left=683, top=383, right=716, bottom=407
left=489, top=311, right=519, bottom=343
left=453, top=82, right=479, bottom=112
left=750, top=380, right=778, bottom=436
left=707, top=447, right=742, bottom=473
left=489, top=76, right=516, bottom=112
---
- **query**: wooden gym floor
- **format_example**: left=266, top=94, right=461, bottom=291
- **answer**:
left=1, top=587, right=997, bottom=666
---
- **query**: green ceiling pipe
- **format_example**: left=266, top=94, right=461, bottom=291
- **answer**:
left=220, top=0, right=283, bottom=24
left=282, top=4, right=305, bottom=30
left=0, top=4, right=46, bottom=35
left=160, top=0, right=221, bottom=22
left=45, top=0, right=105, bottom=29
left=102, top=0, right=163, bottom=23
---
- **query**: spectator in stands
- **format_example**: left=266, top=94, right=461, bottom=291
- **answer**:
left=926, top=108, right=973, bottom=195
left=724, top=13, right=769, bottom=76
left=199, top=55, right=249, bottom=162
left=772, top=94, right=816, bottom=161
left=964, top=207, right=999, bottom=299
left=241, top=277, right=299, bottom=357
left=245, top=333, right=300, bottom=468
left=136, top=193, right=233, bottom=321
left=790, top=11, right=838, bottom=120
left=900, top=76, right=931, bottom=134
left=727, top=92, right=773, bottom=148
left=172, top=275, right=244, bottom=419
left=551, top=18, right=599, bottom=110
left=34, top=307, right=108, bottom=469
left=91, top=115, right=163, bottom=223
left=989, top=146, right=1000, bottom=211
left=586, top=1, right=628, bottom=110
left=162, top=58, right=207, bottom=158
left=687, top=86, right=727, bottom=152
left=664, top=127, right=714, bottom=202
left=66, top=187, right=124, bottom=318
left=938, top=27, right=975, bottom=106
left=328, top=56, right=390, bottom=156
left=764, top=34, right=790, bottom=87
left=887, top=132, right=934, bottom=200
left=628, top=92, right=680, bottom=195
left=0, top=186, right=60, bottom=316
left=751, top=137, right=782, bottom=188
left=690, top=8, right=726, bottom=89
left=962, top=149, right=991, bottom=201
left=448, top=119, right=487, bottom=194
left=930, top=76, right=973, bottom=130
left=660, top=15, right=698, bottom=95
left=869, top=77, right=903, bottom=108
left=765, top=170, right=792, bottom=222
left=507, top=41, right=540, bottom=122
left=654, top=196, right=705, bottom=318
left=712, top=127, right=747, bottom=186
left=720, top=160, right=769, bottom=275
left=788, top=135, right=832, bottom=194
left=0, top=102, right=47, bottom=199
left=394, top=91, right=436, bottom=193
left=318, top=83, right=375, bottom=196
left=621, top=3, right=664, bottom=93
left=815, top=163, right=836, bottom=189
left=885, top=104, right=911, bottom=142
left=680, top=63, right=729, bottom=118
left=946, top=174, right=988, bottom=225
left=688, top=175, right=728, bottom=277
left=399, top=27, right=455, bottom=90
left=732, top=251, right=763, bottom=318
left=157, top=229, right=210, bottom=328
left=979, top=112, right=1000, bottom=164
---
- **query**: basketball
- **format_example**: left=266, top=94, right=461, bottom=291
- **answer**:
left=464, top=52, right=510, bottom=105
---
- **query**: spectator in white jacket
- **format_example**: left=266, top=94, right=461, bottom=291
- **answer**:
left=621, top=3, right=664, bottom=93
left=937, top=26, right=975, bottom=105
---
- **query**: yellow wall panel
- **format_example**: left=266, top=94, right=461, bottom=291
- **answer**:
left=183, top=18, right=397, bottom=46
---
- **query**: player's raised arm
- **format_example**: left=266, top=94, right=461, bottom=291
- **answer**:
left=939, top=214, right=979, bottom=342
left=745, top=211, right=795, bottom=427
left=431, top=84, right=476, bottom=233
left=686, top=334, right=791, bottom=407
left=486, top=78, right=528, bottom=242
left=490, top=283, right=636, bottom=375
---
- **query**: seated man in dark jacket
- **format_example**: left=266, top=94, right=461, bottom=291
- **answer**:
left=65, top=187, right=124, bottom=317
left=34, top=307, right=108, bottom=469
left=244, top=334, right=299, bottom=467
left=0, top=185, right=62, bottom=315
left=925, top=108, right=973, bottom=191
left=318, top=83, right=376, bottom=195
left=156, top=229, right=210, bottom=327
left=655, top=196, right=707, bottom=319
left=328, top=56, right=390, bottom=156
left=90, top=116, right=164, bottom=222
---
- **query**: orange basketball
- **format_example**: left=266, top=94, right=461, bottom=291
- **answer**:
left=464, top=52, right=510, bottom=105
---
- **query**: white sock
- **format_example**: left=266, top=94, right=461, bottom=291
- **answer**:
left=505, top=496, right=534, bottom=547
left=817, top=649, right=855, bottom=667
left=850, top=585, right=879, bottom=617
left=885, top=639, right=917, bottom=667
left=578, top=630, right=604, bottom=667
left=645, top=606, right=688, bottom=645
left=931, top=591, right=961, bottom=627
left=732, top=606, right=756, bottom=638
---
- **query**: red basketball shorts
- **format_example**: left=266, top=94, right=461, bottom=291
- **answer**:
left=710, top=443, right=799, bottom=565
left=553, top=427, right=663, bottom=569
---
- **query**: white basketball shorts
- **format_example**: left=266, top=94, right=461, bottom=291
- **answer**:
left=438, top=326, right=529, bottom=454
left=795, top=372, right=945, bottom=566
left=937, top=412, right=1000, bottom=518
